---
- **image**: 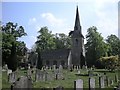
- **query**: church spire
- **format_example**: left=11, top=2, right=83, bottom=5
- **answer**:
left=74, top=6, right=81, bottom=31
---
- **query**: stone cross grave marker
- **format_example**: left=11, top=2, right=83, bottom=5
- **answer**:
left=99, top=76, right=105, bottom=88
left=89, top=77, right=95, bottom=90
left=74, top=79, right=83, bottom=90
left=8, top=71, right=17, bottom=83
left=12, top=76, right=33, bottom=89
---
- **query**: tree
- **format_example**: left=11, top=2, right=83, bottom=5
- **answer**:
left=99, top=55, right=119, bottom=71
left=2, top=22, right=27, bottom=71
left=54, top=33, right=71, bottom=49
left=85, top=26, right=108, bottom=68
left=36, top=26, right=56, bottom=51
left=106, top=34, right=120, bottom=56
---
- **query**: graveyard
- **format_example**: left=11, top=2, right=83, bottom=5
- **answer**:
left=2, top=66, right=120, bottom=89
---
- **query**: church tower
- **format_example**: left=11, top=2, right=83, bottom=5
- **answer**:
left=70, top=6, right=85, bottom=68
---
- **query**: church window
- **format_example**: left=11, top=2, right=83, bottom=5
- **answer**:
left=75, top=39, right=78, bottom=45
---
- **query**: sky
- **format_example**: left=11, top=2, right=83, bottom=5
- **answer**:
left=2, top=0, right=119, bottom=49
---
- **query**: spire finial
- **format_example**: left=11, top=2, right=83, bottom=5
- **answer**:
left=74, top=5, right=81, bottom=31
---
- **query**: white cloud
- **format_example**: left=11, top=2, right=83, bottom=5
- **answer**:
left=41, top=13, right=65, bottom=27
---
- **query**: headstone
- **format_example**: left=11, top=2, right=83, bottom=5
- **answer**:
left=99, top=76, right=105, bottom=88
left=53, top=65, right=56, bottom=71
left=88, top=70, right=93, bottom=77
left=12, top=76, right=33, bottom=89
left=106, top=76, right=110, bottom=86
left=77, top=70, right=80, bottom=74
left=74, top=79, right=83, bottom=90
left=115, top=74, right=118, bottom=83
left=27, top=69, right=31, bottom=76
left=3, top=64, right=8, bottom=71
left=8, top=71, right=17, bottom=83
left=110, top=79, right=114, bottom=85
left=89, top=77, right=95, bottom=90
left=35, top=70, right=44, bottom=82
left=7, top=69, right=12, bottom=75
left=59, top=65, right=63, bottom=73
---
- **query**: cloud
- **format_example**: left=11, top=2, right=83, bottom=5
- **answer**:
left=41, top=13, right=65, bottom=27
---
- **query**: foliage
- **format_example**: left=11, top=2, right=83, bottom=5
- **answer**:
left=2, top=22, right=27, bottom=71
left=36, top=26, right=71, bottom=52
left=106, top=34, right=120, bottom=56
left=85, top=26, right=108, bottom=68
left=99, top=55, right=119, bottom=71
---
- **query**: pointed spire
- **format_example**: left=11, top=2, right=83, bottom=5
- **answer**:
left=74, top=6, right=81, bottom=31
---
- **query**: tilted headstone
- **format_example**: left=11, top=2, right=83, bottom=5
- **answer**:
left=8, top=71, right=17, bottom=83
left=89, top=77, right=95, bottom=90
left=74, top=79, right=83, bottom=90
left=99, top=76, right=105, bottom=88
left=12, top=76, right=33, bottom=89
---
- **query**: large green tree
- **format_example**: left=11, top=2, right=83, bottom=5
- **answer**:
left=36, top=26, right=56, bottom=52
left=85, top=26, right=108, bottom=68
left=106, top=34, right=120, bottom=56
left=2, top=22, right=27, bottom=71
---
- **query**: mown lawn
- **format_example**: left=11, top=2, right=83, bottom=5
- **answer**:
left=2, top=69, right=120, bottom=89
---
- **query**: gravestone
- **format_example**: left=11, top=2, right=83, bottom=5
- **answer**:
left=88, top=70, right=93, bottom=77
left=99, top=76, right=105, bottom=88
left=12, top=76, right=33, bottom=89
left=7, top=69, right=12, bottom=75
left=59, top=65, right=63, bottom=73
left=35, top=70, right=44, bottom=82
left=115, top=74, right=118, bottom=83
left=110, top=79, right=114, bottom=85
left=53, top=65, right=56, bottom=71
left=89, top=77, right=95, bottom=90
left=106, top=76, right=110, bottom=86
left=8, top=71, right=17, bottom=83
left=27, top=69, right=31, bottom=76
left=74, top=79, right=83, bottom=90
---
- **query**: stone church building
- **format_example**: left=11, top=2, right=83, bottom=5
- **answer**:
left=38, top=6, right=86, bottom=69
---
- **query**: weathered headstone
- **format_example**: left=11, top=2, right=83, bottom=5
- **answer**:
left=59, top=65, right=63, bottom=73
left=7, top=69, right=12, bottom=75
left=89, top=77, right=95, bottom=90
left=88, top=70, right=93, bottom=77
left=12, top=76, right=33, bottom=89
left=35, top=70, right=44, bottom=82
left=99, top=76, right=105, bottom=88
left=8, top=71, right=17, bottom=83
left=106, top=76, right=110, bottom=87
left=27, top=69, right=31, bottom=76
left=115, top=74, right=118, bottom=83
left=74, top=79, right=83, bottom=90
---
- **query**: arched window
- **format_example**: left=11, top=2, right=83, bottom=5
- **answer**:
left=75, top=39, right=78, bottom=45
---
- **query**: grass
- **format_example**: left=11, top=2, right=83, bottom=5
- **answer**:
left=2, top=68, right=120, bottom=89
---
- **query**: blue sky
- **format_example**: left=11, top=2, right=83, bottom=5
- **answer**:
left=2, top=0, right=119, bottom=49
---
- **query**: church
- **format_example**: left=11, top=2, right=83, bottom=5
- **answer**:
left=37, top=6, right=86, bottom=69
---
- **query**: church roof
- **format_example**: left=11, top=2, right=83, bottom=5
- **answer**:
left=41, top=49, right=70, bottom=60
